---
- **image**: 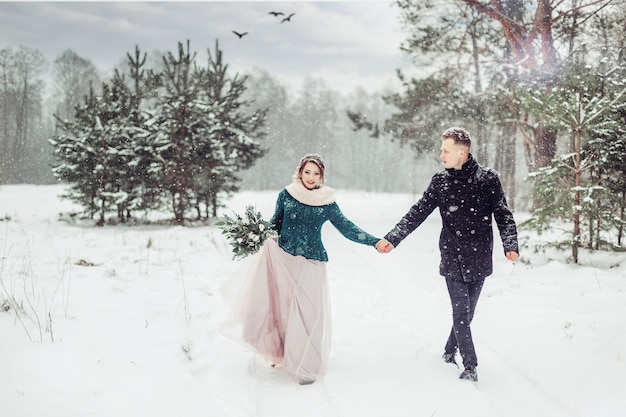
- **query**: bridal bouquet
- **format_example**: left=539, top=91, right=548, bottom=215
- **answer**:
left=216, top=205, right=275, bottom=260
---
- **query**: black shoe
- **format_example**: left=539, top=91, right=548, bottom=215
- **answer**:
left=298, top=376, right=315, bottom=386
left=459, top=365, right=478, bottom=381
left=442, top=352, right=459, bottom=368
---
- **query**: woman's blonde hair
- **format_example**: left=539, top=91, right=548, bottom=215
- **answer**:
left=293, top=153, right=325, bottom=188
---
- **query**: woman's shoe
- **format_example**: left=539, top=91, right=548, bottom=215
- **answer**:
left=298, top=376, right=316, bottom=385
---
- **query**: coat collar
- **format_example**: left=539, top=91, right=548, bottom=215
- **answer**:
left=285, top=180, right=336, bottom=206
left=446, top=153, right=478, bottom=179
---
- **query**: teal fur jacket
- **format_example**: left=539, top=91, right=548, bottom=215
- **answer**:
left=270, top=180, right=379, bottom=262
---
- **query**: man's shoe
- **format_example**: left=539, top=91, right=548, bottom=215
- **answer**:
left=459, top=365, right=478, bottom=381
left=442, top=352, right=459, bottom=368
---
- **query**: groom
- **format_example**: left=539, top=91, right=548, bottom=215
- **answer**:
left=376, top=127, right=519, bottom=382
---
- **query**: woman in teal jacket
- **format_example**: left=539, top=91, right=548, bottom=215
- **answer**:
left=235, top=154, right=379, bottom=385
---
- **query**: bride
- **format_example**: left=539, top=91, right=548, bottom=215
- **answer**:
left=224, top=153, right=380, bottom=385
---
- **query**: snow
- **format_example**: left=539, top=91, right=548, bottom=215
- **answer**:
left=1, top=184, right=625, bottom=417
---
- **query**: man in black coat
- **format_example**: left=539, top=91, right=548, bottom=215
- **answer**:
left=376, top=127, right=519, bottom=382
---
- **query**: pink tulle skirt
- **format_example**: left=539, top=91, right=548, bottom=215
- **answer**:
left=222, top=238, right=331, bottom=382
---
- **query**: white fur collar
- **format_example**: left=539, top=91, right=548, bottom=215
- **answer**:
left=285, top=180, right=335, bottom=206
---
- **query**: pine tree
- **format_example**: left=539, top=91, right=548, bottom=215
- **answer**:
left=520, top=58, right=626, bottom=260
left=51, top=40, right=267, bottom=224
left=194, top=40, right=267, bottom=218
left=50, top=86, right=103, bottom=218
left=146, top=40, right=267, bottom=222
left=148, top=40, right=204, bottom=224
left=51, top=76, right=135, bottom=225
left=97, top=72, right=139, bottom=223
left=121, top=47, right=163, bottom=219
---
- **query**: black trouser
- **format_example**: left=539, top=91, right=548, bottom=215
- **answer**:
left=443, top=276, right=485, bottom=368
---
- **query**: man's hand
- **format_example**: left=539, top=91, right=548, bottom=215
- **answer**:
left=506, top=251, right=519, bottom=262
left=376, top=239, right=394, bottom=253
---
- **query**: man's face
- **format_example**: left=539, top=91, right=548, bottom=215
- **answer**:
left=440, top=138, right=466, bottom=170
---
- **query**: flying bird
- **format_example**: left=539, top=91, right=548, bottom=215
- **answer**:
left=268, top=11, right=284, bottom=17
left=281, top=13, right=295, bottom=23
left=232, top=30, right=248, bottom=39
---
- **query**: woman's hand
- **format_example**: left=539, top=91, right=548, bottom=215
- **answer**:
left=376, top=239, right=394, bottom=253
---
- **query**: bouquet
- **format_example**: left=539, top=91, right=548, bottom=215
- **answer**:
left=216, top=205, right=276, bottom=260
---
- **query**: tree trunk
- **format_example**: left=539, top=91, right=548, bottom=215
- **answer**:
left=175, top=189, right=185, bottom=224
left=212, top=193, right=218, bottom=218
left=572, top=170, right=580, bottom=263
left=571, top=120, right=583, bottom=263
left=97, top=197, right=106, bottom=227
left=462, top=0, right=562, bottom=207
left=495, top=122, right=517, bottom=210
left=619, top=195, right=625, bottom=246
left=535, top=122, right=557, bottom=171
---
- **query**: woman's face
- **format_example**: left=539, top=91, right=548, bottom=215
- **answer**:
left=300, top=161, right=322, bottom=189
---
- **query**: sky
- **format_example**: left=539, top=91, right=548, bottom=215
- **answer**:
left=0, top=1, right=411, bottom=95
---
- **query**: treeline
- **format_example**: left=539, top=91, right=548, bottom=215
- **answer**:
left=0, top=40, right=420, bottom=225
left=1, top=1, right=625, bottom=261
left=236, top=72, right=431, bottom=195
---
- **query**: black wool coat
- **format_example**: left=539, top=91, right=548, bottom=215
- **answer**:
left=384, top=155, right=519, bottom=282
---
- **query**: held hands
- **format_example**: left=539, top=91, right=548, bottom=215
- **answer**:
left=376, top=239, right=394, bottom=253
left=506, top=251, right=519, bottom=262
left=376, top=239, right=518, bottom=260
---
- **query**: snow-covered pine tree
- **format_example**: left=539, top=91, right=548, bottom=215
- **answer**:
left=147, top=40, right=205, bottom=224
left=52, top=40, right=267, bottom=224
left=95, top=76, right=132, bottom=224
left=50, top=86, right=103, bottom=219
left=520, top=59, right=626, bottom=261
left=51, top=75, right=136, bottom=225
left=579, top=43, right=626, bottom=250
left=121, top=47, right=163, bottom=219
left=145, top=40, right=266, bottom=222
left=194, top=40, right=267, bottom=218
left=585, top=124, right=626, bottom=249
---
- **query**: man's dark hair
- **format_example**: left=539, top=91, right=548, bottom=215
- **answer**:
left=442, top=127, right=471, bottom=149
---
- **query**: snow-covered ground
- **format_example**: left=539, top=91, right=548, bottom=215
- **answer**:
left=1, top=184, right=625, bottom=417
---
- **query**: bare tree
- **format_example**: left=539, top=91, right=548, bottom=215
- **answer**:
left=52, top=49, right=100, bottom=123
left=0, top=46, right=47, bottom=183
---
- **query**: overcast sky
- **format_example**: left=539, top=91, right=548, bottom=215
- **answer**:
left=0, top=1, right=412, bottom=95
